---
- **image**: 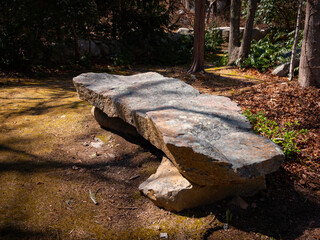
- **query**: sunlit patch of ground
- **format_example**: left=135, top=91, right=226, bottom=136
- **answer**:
left=0, top=70, right=319, bottom=240
left=0, top=77, right=221, bottom=239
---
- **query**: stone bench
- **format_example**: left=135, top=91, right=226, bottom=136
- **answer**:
left=73, top=72, right=284, bottom=211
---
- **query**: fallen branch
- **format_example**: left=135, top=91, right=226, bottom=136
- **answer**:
left=89, top=188, right=101, bottom=205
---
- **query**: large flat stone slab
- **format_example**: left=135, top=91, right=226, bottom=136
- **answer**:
left=73, top=72, right=284, bottom=186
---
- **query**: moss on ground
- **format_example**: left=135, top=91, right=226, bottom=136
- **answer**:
left=0, top=77, right=221, bottom=239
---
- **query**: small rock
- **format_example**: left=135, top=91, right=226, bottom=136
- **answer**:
left=83, top=142, right=89, bottom=146
left=177, top=27, right=192, bottom=35
left=178, top=9, right=185, bottom=15
left=160, top=232, right=168, bottom=239
left=61, top=115, right=66, bottom=118
left=90, top=153, right=97, bottom=159
left=223, top=223, right=229, bottom=231
left=90, top=141, right=104, bottom=148
left=230, top=196, right=249, bottom=210
left=152, top=224, right=161, bottom=231
left=271, top=60, right=299, bottom=77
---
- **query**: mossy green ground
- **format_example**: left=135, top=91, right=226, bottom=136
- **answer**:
left=1, top=69, right=317, bottom=240
left=0, top=77, right=226, bottom=239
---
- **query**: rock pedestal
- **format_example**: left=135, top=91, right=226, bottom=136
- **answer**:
left=139, top=156, right=265, bottom=212
left=73, top=72, right=284, bottom=211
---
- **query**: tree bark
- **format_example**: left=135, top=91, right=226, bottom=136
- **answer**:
left=228, top=0, right=241, bottom=65
left=206, top=0, right=216, bottom=25
left=71, top=23, right=80, bottom=60
left=188, top=0, right=206, bottom=73
left=237, top=0, right=258, bottom=65
left=289, top=0, right=304, bottom=81
left=298, top=0, right=320, bottom=88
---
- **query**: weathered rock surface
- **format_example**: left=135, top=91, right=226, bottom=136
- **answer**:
left=271, top=59, right=299, bottom=77
left=91, top=106, right=140, bottom=138
left=214, top=27, right=270, bottom=42
left=139, top=156, right=265, bottom=212
left=73, top=72, right=284, bottom=187
left=170, top=28, right=193, bottom=41
left=176, top=27, right=193, bottom=35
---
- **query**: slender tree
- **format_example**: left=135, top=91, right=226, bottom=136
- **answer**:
left=237, top=0, right=258, bottom=65
left=206, top=0, right=216, bottom=24
left=289, top=0, right=304, bottom=81
left=188, top=0, right=206, bottom=73
left=298, top=0, right=320, bottom=88
left=228, top=0, right=241, bottom=65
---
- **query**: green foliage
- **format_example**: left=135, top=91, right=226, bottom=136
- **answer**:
left=205, top=26, right=224, bottom=52
left=0, top=0, right=177, bottom=69
left=112, top=33, right=193, bottom=66
left=175, top=35, right=194, bottom=62
left=104, top=0, right=192, bottom=66
left=96, top=0, right=175, bottom=40
left=78, top=52, right=93, bottom=67
left=243, top=0, right=302, bottom=30
left=240, top=29, right=303, bottom=72
left=213, top=54, right=229, bottom=67
left=244, top=110, right=308, bottom=159
left=0, top=0, right=99, bottom=69
left=226, top=209, right=233, bottom=224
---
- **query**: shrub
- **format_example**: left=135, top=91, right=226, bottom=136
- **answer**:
left=205, top=26, right=224, bottom=52
left=244, top=110, right=308, bottom=159
left=239, top=29, right=303, bottom=72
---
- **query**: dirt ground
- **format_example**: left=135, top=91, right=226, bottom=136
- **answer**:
left=0, top=66, right=319, bottom=240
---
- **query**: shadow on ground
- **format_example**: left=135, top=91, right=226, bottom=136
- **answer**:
left=0, top=72, right=319, bottom=240
left=178, top=168, right=320, bottom=240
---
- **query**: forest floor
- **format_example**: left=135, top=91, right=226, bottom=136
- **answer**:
left=0, top=65, right=319, bottom=240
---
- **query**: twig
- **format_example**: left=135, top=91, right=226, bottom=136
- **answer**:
left=89, top=188, right=101, bottom=205
left=129, top=175, right=140, bottom=180
left=89, top=190, right=98, bottom=205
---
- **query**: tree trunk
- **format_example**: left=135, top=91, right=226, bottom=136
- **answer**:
left=289, top=0, right=304, bottom=81
left=237, top=0, right=258, bottom=65
left=71, top=23, right=80, bottom=60
left=228, top=0, right=241, bottom=65
left=188, top=0, right=206, bottom=73
left=298, top=0, right=320, bottom=88
left=206, top=0, right=216, bottom=25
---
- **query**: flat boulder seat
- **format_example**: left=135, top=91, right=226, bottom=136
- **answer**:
left=73, top=72, right=284, bottom=211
